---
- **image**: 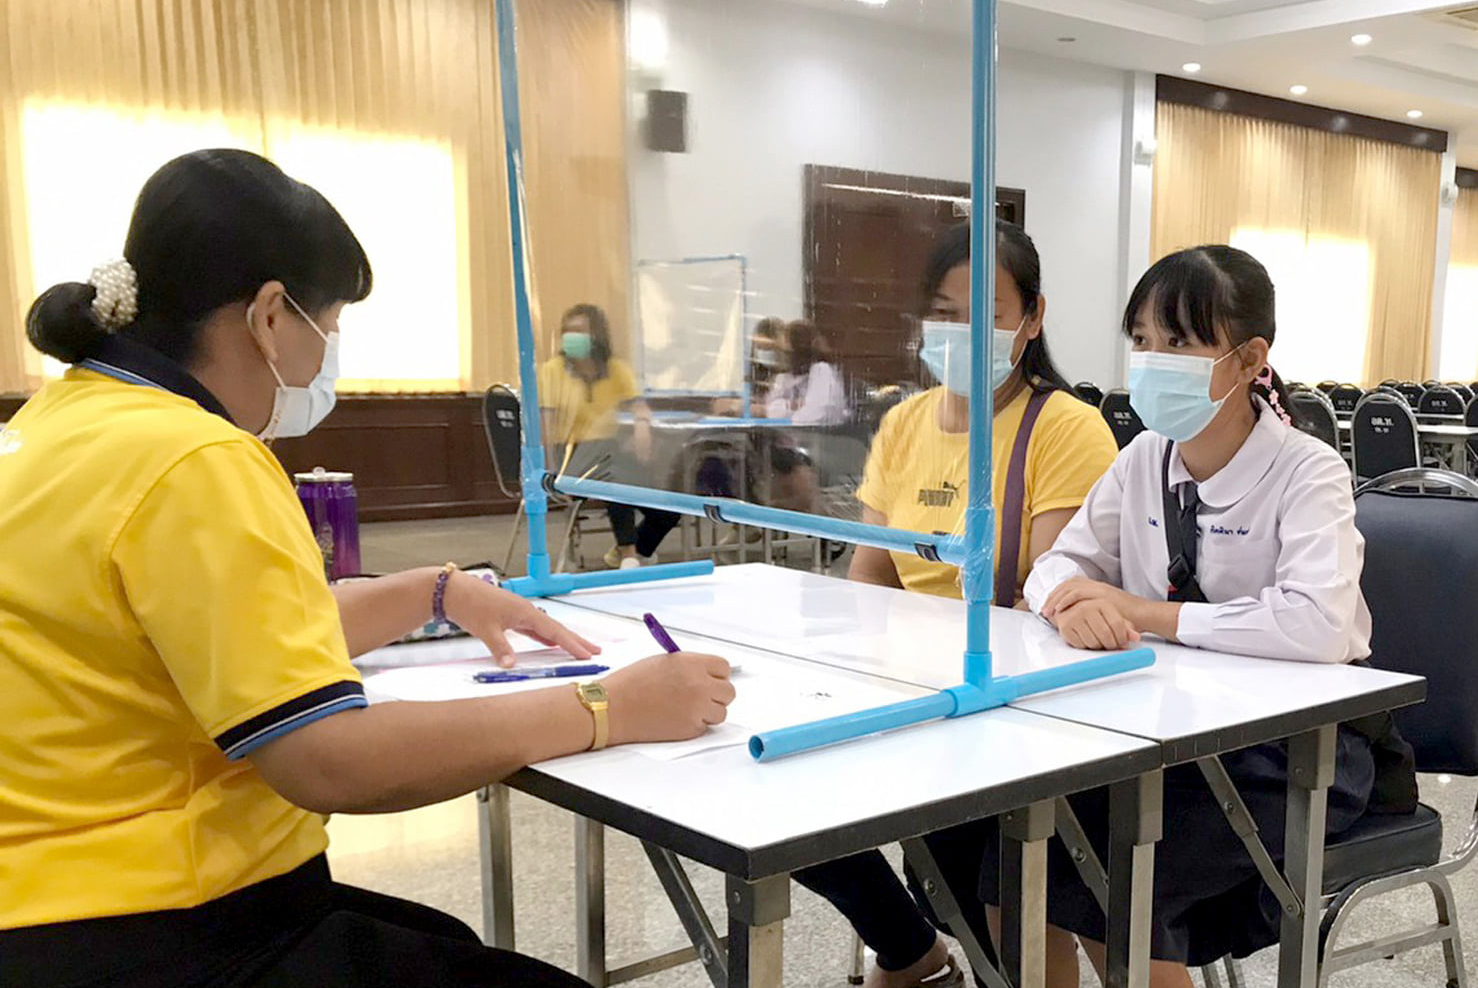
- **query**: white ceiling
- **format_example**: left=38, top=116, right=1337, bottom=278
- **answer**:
left=782, top=0, right=1478, bottom=167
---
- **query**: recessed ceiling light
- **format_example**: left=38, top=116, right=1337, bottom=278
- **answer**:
left=1351, top=33, right=1373, bottom=46
left=1289, top=85, right=1308, bottom=96
left=1408, top=109, right=1424, bottom=119
left=1057, top=36, right=1076, bottom=43
left=1182, top=62, right=1202, bottom=74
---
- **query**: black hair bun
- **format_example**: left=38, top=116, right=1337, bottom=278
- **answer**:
left=26, top=282, right=108, bottom=364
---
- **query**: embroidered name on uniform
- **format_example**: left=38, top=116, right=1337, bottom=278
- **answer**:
left=918, top=481, right=959, bottom=508
left=1209, top=524, right=1250, bottom=536
left=1148, top=516, right=1160, bottom=528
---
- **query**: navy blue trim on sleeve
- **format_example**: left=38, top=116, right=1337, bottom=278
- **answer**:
left=215, top=681, right=367, bottom=760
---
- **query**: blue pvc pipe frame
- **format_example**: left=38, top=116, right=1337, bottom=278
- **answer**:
left=491, top=0, right=1153, bottom=750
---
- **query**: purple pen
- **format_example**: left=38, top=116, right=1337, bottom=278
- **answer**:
left=474, top=663, right=608, bottom=684
left=643, top=612, right=681, bottom=653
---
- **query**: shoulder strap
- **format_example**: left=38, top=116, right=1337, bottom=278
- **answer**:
left=994, top=389, right=1052, bottom=607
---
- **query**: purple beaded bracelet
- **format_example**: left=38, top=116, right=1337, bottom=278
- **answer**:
left=432, top=562, right=457, bottom=624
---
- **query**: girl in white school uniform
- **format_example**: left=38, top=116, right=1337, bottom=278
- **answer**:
left=990, top=245, right=1415, bottom=988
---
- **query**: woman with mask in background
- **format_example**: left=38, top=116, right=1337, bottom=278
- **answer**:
left=0, top=149, right=735, bottom=988
left=538, top=302, right=680, bottom=568
left=792, top=221, right=1119, bottom=988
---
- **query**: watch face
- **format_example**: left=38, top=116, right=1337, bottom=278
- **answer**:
left=579, top=681, right=609, bottom=703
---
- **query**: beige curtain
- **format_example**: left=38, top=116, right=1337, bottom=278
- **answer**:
left=0, top=0, right=627, bottom=395
left=1152, top=102, right=1443, bottom=385
left=1453, top=186, right=1478, bottom=380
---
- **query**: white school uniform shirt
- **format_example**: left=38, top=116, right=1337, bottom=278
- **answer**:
left=1023, top=399, right=1371, bottom=664
left=764, top=362, right=850, bottom=425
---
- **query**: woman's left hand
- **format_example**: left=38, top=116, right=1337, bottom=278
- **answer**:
left=1041, top=577, right=1144, bottom=626
left=442, top=573, right=600, bottom=668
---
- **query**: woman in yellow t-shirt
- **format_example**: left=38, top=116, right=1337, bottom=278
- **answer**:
left=0, top=150, right=733, bottom=988
left=537, top=303, right=680, bottom=567
left=793, top=222, right=1118, bottom=988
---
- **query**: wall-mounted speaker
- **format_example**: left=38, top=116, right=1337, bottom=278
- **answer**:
left=645, top=90, right=688, bottom=153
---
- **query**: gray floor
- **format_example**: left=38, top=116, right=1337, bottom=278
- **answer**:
left=331, top=513, right=1477, bottom=987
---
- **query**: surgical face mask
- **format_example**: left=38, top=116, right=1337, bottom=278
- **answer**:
left=562, top=331, right=593, bottom=361
left=253, top=294, right=339, bottom=442
left=1127, top=347, right=1241, bottom=443
left=919, top=319, right=1023, bottom=396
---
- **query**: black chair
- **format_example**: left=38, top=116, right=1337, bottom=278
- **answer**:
left=1314, top=482, right=1478, bottom=988
left=1422, top=379, right=1443, bottom=389
left=1350, top=392, right=1420, bottom=482
left=1446, top=384, right=1473, bottom=404
left=1288, top=389, right=1340, bottom=450
left=1396, top=382, right=1426, bottom=407
left=1315, top=380, right=1339, bottom=394
left=1376, top=385, right=1409, bottom=406
left=481, top=385, right=610, bottom=574
left=1328, top=384, right=1364, bottom=416
left=1419, top=386, right=1466, bottom=419
left=1098, top=389, right=1145, bottom=450
left=1468, top=397, right=1478, bottom=476
left=1073, top=381, right=1104, bottom=408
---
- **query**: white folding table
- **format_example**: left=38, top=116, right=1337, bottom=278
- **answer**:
left=364, top=597, right=1161, bottom=988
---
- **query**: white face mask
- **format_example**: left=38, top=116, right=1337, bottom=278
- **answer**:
left=252, top=294, right=339, bottom=442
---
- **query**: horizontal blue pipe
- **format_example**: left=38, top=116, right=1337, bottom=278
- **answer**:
left=750, top=648, right=1158, bottom=761
left=749, top=692, right=958, bottom=762
left=503, top=560, right=714, bottom=599
left=550, top=475, right=966, bottom=565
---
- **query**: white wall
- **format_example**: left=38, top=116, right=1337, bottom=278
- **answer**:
left=627, top=0, right=1133, bottom=387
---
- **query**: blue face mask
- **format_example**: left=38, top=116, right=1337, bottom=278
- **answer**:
left=920, top=320, right=1022, bottom=396
left=562, top=331, right=593, bottom=361
left=1127, top=348, right=1240, bottom=442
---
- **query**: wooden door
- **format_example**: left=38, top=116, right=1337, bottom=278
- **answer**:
left=804, top=164, right=1024, bottom=385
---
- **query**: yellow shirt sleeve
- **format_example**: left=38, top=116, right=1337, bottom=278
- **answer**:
left=608, top=358, right=640, bottom=405
left=856, top=403, right=903, bottom=515
left=1026, top=393, right=1120, bottom=518
left=111, top=439, right=363, bottom=759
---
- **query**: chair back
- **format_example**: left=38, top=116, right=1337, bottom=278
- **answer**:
left=1288, top=389, right=1340, bottom=449
left=1315, top=380, right=1339, bottom=394
left=1099, top=389, right=1145, bottom=450
left=1396, top=382, right=1426, bottom=406
left=1418, top=386, right=1465, bottom=418
left=482, top=385, right=524, bottom=499
left=1351, top=393, right=1419, bottom=482
left=1447, top=383, right=1473, bottom=403
left=1328, top=384, right=1364, bottom=414
left=1073, top=382, right=1104, bottom=408
left=1468, top=396, right=1478, bottom=465
left=1356, top=487, right=1478, bottom=774
left=1375, top=385, right=1409, bottom=406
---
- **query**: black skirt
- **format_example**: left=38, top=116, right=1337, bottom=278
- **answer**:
left=975, top=727, right=1376, bottom=967
left=0, top=855, right=587, bottom=988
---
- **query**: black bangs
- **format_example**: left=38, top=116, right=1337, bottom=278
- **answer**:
left=1122, top=249, right=1228, bottom=348
left=280, top=180, right=374, bottom=311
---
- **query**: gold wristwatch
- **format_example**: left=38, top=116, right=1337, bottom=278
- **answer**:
left=574, top=681, right=610, bottom=751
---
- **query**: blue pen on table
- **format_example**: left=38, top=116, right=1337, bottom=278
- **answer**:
left=473, top=663, right=608, bottom=684
left=643, top=612, right=681, bottom=653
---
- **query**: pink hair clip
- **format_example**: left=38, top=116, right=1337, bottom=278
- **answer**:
left=1257, top=364, right=1292, bottom=425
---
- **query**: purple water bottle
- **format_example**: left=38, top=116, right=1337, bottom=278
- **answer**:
left=294, top=468, right=362, bottom=580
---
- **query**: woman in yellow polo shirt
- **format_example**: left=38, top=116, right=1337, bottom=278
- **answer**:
left=0, top=149, right=733, bottom=988
left=793, top=222, right=1119, bottom=988
left=538, top=303, right=680, bottom=568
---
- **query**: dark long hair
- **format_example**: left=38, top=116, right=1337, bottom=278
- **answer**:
left=785, top=319, right=832, bottom=377
left=919, top=221, right=1072, bottom=395
left=561, top=303, right=614, bottom=380
left=1122, top=245, right=1300, bottom=425
left=26, top=149, right=371, bottom=367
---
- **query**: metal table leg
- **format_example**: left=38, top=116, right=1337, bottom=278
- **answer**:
left=478, top=784, right=515, bottom=948
left=1000, top=800, right=1054, bottom=988
left=726, top=874, right=790, bottom=988
left=1105, top=771, right=1162, bottom=988
left=1278, top=726, right=1336, bottom=988
left=576, top=816, right=607, bottom=986
left=902, top=837, right=1011, bottom=988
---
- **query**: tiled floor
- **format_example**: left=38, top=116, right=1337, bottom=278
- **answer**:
left=330, top=514, right=1478, bottom=987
